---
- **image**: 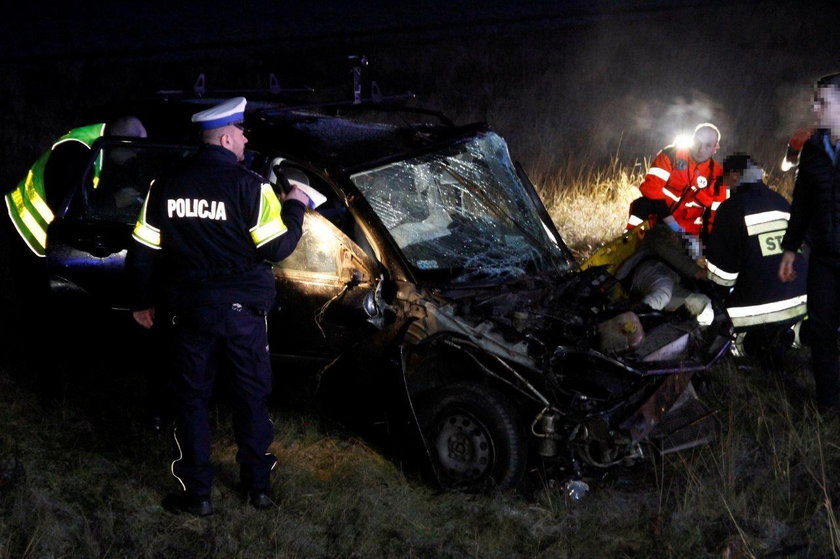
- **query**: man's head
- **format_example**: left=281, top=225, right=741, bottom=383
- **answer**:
left=191, top=97, right=248, bottom=161
left=722, top=153, right=750, bottom=187
left=722, top=152, right=763, bottom=188
left=814, top=73, right=840, bottom=141
left=105, top=116, right=148, bottom=165
left=690, top=123, right=721, bottom=163
left=106, top=116, right=147, bottom=138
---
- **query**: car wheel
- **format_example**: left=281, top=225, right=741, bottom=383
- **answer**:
left=419, top=382, right=526, bottom=492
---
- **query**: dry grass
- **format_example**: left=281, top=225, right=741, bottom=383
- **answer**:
left=2, top=332, right=840, bottom=558
left=536, top=158, right=799, bottom=261
left=535, top=155, right=648, bottom=260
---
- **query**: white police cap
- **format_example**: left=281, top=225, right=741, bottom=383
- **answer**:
left=191, top=96, right=247, bottom=130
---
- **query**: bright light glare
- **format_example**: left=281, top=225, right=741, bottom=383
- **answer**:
left=780, top=157, right=795, bottom=172
left=673, top=134, right=694, bottom=150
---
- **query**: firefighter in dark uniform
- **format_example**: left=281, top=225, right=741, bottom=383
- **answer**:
left=780, top=72, right=840, bottom=415
left=706, top=154, right=807, bottom=368
left=127, top=97, right=310, bottom=516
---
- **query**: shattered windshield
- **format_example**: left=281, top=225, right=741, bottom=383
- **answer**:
left=351, top=132, right=573, bottom=282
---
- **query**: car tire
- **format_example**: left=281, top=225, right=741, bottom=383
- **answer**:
left=418, top=382, right=526, bottom=492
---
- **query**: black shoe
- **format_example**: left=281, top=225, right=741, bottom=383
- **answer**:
left=249, top=490, right=275, bottom=510
left=161, top=493, right=213, bottom=516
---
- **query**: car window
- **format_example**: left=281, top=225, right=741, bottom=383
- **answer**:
left=249, top=154, right=353, bottom=231
left=85, top=142, right=197, bottom=224
left=273, top=213, right=343, bottom=278
left=351, top=132, right=573, bottom=281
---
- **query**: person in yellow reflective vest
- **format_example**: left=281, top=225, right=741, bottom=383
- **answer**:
left=4, top=116, right=147, bottom=258
left=5, top=123, right=105, bottom=258
left=0, top=117, right=147, bottom=374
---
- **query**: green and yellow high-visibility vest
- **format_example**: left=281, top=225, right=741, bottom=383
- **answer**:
left=4, top=123, right=106, bottom=257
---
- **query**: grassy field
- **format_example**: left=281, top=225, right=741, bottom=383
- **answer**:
left=1, top=326, right=839, bottom=558
left=2, top=1, right=840, bottom=557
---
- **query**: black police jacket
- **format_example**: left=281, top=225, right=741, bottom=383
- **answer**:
left=128, top=144, right=306, bottom=312
left=782, top=129, right=840, bottom=258
left=706, top=180, right=807, bottom=329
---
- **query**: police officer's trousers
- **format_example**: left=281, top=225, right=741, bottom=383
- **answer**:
left=169, top=304, right=276, bottom=499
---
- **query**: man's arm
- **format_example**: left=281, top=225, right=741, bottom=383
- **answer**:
left=638, top=150, right=675, bottom=202
left=126, top=238, right=160, bottom=329
left=127, top=184, right=162, bottom=328
left=778, top=250, right=797, bottom=283
left=250, top=183, right=309, bottom=263
left=705, top=201, right=743, bottom=292
left=781, top=147, right=814, bottom=255
left=646, top=224, right=702, bottom=278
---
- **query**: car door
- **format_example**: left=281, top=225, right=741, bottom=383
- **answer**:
left=46, top=139, right=197, bottom=309
left=268, top=209, right=379, bottom=365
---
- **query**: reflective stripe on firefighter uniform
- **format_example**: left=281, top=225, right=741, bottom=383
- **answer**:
left=4, top=123, right=106, bottom=257
left=705, top=180, right=807, bottom=329
left=630, top=145, right=725, bottom=236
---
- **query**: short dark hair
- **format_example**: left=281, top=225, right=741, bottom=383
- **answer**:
left=723, top=153, right=751, bottom=174
left=816, top=73, right=840, bottom=89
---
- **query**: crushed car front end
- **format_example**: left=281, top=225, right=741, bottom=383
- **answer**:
left=345, top=129, right=732, bottom=490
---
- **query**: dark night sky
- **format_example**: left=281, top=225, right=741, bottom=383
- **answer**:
left=2, top=0, right=837, bottom=185
left=6, top=0, right=773, bottom=61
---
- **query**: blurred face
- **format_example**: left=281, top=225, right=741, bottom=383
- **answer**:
left=691, top=127, right=720, bottom=163
left=722, top=169, right=743, bottom=187
left=814, top=85, right=840, bottom=140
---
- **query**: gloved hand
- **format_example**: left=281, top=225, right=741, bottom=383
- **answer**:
left=662, top=215, right=685, bottom=233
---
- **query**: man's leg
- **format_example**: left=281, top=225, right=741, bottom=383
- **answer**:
left=169, top=307, right=221, bottom=502
left=806, top=256, right=840, bottom=409
left=223, top=306, right=276, bottom=500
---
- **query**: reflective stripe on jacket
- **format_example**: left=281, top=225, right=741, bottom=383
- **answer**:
left=706, top=181, right=807, bottom=329
left=635, top=145, right=725, bottom=235
left=129, top=144, right=305, bottom=311
left=4, top=123, right=106, bottom=256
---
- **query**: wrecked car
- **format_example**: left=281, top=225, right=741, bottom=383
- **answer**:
left=34, top=75, right=732, bottom=493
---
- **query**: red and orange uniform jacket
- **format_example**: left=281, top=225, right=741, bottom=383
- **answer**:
left=633, top=145, right=725, bottom=236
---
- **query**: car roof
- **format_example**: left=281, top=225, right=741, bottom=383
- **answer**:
left=88, top=93, right=489, bottom=174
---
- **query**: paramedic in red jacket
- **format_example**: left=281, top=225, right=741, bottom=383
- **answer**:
left=627, top=123, right=725, bottom=237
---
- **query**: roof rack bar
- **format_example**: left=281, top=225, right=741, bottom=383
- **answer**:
left=155, top=73, right=315, bottom=98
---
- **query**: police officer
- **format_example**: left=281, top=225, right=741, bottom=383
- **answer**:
left=706, top=154, right=807, bottom=368
left=779, top=72, right=840, bottom=415
left=627, top=123, right=726, bottom=238
left=128, top=97, right=310, bottom=516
